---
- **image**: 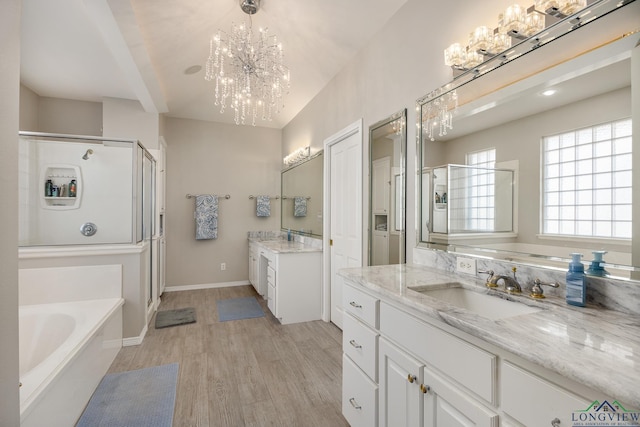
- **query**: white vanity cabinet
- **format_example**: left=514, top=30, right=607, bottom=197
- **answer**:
left=378, top=301, right=498, bottom=427
left=250, top=241, right=321, bottom=324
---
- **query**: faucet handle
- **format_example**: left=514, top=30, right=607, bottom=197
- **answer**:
left=478, top=269, right=496, bottom=287
left=530, top=278, right=560, bottom=299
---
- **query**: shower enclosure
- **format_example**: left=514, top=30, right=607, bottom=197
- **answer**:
left=18, top=132, right=158, bottom=339
left=18, top=132, right=155, bottom=247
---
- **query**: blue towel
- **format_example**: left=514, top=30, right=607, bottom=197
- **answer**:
left=195, top=195, right=218, bottom=240
left=256, top=195, right=271, bottom=217
left=294, top=196, right=307, bottom=217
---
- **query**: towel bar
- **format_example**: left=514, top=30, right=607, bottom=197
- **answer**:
left=248, top=195, right=280, bottom=200
left=186, top=193, right=231, bottom=199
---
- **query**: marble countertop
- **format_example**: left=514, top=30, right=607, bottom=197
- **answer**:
left=339, top=264, right=640, bottom=408
left=248, top=238, right=322, bottom=254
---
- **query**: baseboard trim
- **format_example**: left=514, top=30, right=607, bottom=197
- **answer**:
left=123, top=324, right=148, bottom=347
left=163, top=280, right=250, bottom=293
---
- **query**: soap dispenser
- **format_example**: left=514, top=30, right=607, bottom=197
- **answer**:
left=586, top=250, right=609, bottom=277
left=566, top=253, right=586, bottom=307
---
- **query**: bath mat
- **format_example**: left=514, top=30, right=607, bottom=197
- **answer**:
left=76, top=363, right=178, bottom=427
left=155, top=307, right=196, bottom=329
left=217, top=296, right=265, bottom=322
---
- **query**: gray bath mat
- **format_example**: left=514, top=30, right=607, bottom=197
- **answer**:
left=77, top=363, right=178, bottom=427
left=155, top=307, right=196, bottom=329
left=217, top=296, right=264, bottom=322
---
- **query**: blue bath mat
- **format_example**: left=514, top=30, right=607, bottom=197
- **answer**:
left=217, top=296, right=265, bottom=321
left=76, top=363, right=178, bottom=427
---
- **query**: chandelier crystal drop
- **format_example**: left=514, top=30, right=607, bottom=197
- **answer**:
left=423, top=89, right=458, bottom=142
left=204, top=0, right=290, bottom=126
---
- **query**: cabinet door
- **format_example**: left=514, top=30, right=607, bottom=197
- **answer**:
left=502, top=361, right=589, bottom=427
left=423, top=366, right=498, bottom=427
left=379, top=338, right=423, bottom=427
left=372, top=157, right=391, bottom=214
left=371, top=231, right=389, bottom=266
left=267, top=282, right=276, bottom=316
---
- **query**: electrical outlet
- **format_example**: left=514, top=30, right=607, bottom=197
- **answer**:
left=221, top=262, right=226, bottom=271
left=456, top=257, right=476, bottom=275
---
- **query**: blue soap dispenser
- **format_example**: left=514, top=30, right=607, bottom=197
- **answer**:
left=586, top=250, right=609, bottom=277
left=566, top=253, right=586, bottom=307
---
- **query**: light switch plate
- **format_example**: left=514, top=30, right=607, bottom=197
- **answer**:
left=456, top=257, right=476, bottom=275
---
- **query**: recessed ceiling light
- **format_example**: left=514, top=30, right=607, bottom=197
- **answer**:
left=542, top=89, right=557, bottom=96
left=184, top=65, right=202, bottom=75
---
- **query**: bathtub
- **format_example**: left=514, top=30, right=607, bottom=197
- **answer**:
left=20, top=298, right=124, bottom=427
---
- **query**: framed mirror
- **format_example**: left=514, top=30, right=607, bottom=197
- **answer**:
left=417, top=1, right=639, bottom=279
left=369, top=109, right=407, bottom=265
left=281, top=151, right=323, bottom=237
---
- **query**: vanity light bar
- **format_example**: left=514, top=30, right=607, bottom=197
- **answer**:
left=283, top=146, right=311, bottom=166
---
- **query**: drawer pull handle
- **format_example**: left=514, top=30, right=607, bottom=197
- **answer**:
left=420, top=384, right=430, bottom=394
left=349, top=339, right=362, bottom=349
left=349, top=301, right=362, bottom=308
left=551, top=419, right=561, bottom=427
left=349, top=397, right=362, bottom=410
left=407, top=374, right=417, bottom=383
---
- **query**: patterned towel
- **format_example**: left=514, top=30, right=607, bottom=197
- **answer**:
left=195, top=195, right=218, bottom=240
left=256, top=195, right=271, bottom=217
left=294, top=196, right=307, bottom=217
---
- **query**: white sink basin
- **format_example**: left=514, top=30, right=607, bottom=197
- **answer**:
left=410, top=284, right=541, bottom=320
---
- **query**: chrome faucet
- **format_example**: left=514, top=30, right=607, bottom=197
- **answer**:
left=488, top=267, right=522, bottom=294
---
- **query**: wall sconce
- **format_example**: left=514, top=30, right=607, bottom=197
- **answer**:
left=283, top=146, right=311, bottom=167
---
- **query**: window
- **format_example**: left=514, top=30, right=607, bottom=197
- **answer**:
left=450, top=148, right=496, bottom=232
left=541, top=118, right=632, bottom=239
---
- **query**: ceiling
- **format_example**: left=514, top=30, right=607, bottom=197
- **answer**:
left=20, top=0, right=408, bottom=129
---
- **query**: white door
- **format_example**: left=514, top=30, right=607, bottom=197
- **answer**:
left=324, top=120, right=362, bottom=329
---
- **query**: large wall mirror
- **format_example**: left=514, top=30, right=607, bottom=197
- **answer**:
left=418, top=1, right=639, bottom=280
left=281, top=151, right=323, bottom=237
left=369, top=109, right=406, bottom=265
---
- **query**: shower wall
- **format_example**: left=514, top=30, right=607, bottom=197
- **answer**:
left=19, top=135, right=134, bottom=246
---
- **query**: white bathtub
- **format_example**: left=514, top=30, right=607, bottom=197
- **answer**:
left=20, top=298, right=124, bottom=427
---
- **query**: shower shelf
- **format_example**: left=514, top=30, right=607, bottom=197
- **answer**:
left=41, top=164, right=82, bottom=210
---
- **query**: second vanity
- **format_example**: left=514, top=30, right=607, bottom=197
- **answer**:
left=248, top=234, right=322, bottom=324
left=339, top=264, right=640, bottom=427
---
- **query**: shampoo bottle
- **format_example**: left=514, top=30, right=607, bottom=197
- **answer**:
left=566, top=253, right=586, bottom=307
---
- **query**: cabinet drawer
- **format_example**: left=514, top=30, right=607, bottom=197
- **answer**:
left=267, top=266, right=276, bottom=286
left=343, top=354, right=378, bottom=427
left=343, top=284, right=379, bottom=329
left=380, top=302, right=496, bottom=404
left=343, top=313, right=379, bottom=381
left=502, top=361, right=589, bottom=427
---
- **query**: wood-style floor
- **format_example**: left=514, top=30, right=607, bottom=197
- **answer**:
left=107, top=285, right=349, bottom=427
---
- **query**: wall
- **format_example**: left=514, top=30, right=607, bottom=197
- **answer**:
left=102, top=97, right=160, bottom=150
left=19, top=85, right=103, bottom=136
left=281, top=0, right=521, bottom=262
left=20, top=84, right=39, bottom=131
left=38, top=97, right=102, bottom=136
left=0, top=0, right=21, bottom=424
left=164, top=117, right=281, bottom=288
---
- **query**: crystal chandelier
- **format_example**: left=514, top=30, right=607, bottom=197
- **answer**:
left=205, top=0, right=290, bottom=126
